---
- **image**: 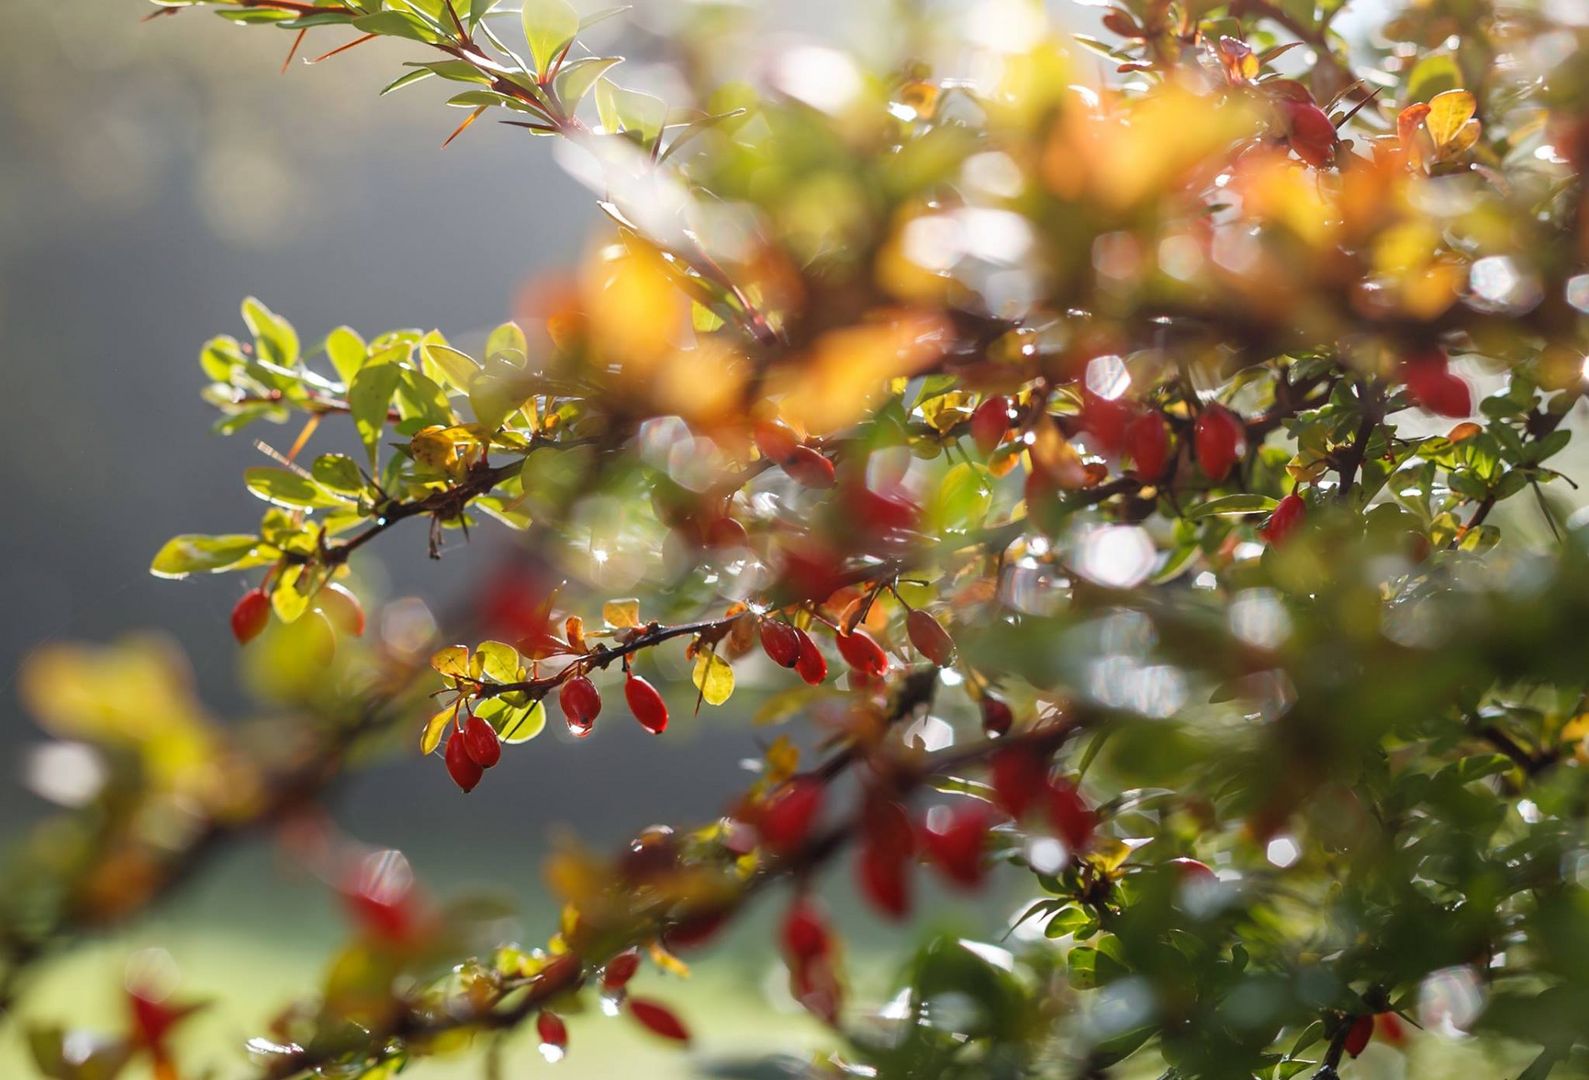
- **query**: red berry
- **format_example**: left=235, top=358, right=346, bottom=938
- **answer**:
left=1126, top=411, right=1171, bottom=479
left=1375, top=1012, right=1407, bottom=1048
left=462, top=714, right=501, bottom=768
left=970, top=395, right=1011, bottom=456
left=848, top=483, right=920, bottom=535
left=704, top=515, right=750, bottom=549
left=1080, top=392, right=1133, bottom=455
left=1402, top=350, right=1471, bottom=418
left=1046, top=778, right=1097, bottom=852
left=760, top=619, right=802, bottom=668
left=991, top=747, right=1048, bottom=819
left=602, top=948, right=641, bottom=991
left=316, top=582, right=365, bottom=637
left=1344, top=1014, right=1374, bottom=1058
left=1194, top=405, right=1243, bottom=482
left=625, top=672, right=669, bottom=735
left=559, top=674, right=602, bottom=737
left=444, top=732, right=483, bottom=793
left=783, top=445, right=836, bottom=488
left=231, top=588, right=270, bottom=645
left=794, top=628, right=828, bottom=684
left=1259, top=492, right=1306, bottom=546
left=619, top=825, right=679, bottom=882
left=1168, top=857, right=1216, bottom=883
left=905, top=609, right=956, bottom=667
left=629, top=998, right=690, bottom=1043
left=981, top=696, right=1013, bottom=737
left=856, top=796, right=914, bottom=919
left=536, top=1011, right=568, bottom=1054
left=758, top=777, right=825, bottom=855
left=664, top=909, right=727, bottom=950
left=835, top=629, right=888, bottom=677
left=1284, top=100, right=1339, bottom=168
left=781, top=897, right=832, bottom=961
left=921, top=803, right=994, bottom=889
left=753, top=418, right=800, bottom=464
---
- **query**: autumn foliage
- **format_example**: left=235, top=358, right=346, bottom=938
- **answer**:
left=10, top=0, right=1589, bottom=1078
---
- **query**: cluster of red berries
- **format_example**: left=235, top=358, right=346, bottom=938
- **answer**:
left=444, top=713, right=501, bottom=793
left=754, top=418, right=836, bottom=489
left=751, top=743, right=1095, bottom=920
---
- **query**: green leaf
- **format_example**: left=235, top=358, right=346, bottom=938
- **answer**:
left=150, top=534, right=266, bottom=579
left=244, top=467, right=343, bottom=510
left=310, top=453, right=365, bottom=496
left=351, top=10, right=436, bottom=41
left=395, top=368, right=455, bottom=426
left=271, top=563, right=313, bottom=623
left=485, top=321, right=528, bottom=361
left=521, top=0, right=579, bottom=75
left=1186, top=493, right=1278, bottom=519
left=200, top=335, right=246, bottom=382
left=495, top=699, right=547, bottom=744
left=1406, top=54, right=1462, bottom=104
left=420, top=335, right=480, bottom=393
left=324, top=326, right=367, bottom=385
left=554, top=56, right=621, bottom=108
left=471, top=640, right=523, bottom=683
left=241, top=297, right=299, bottom=368
left=595, top=78, right=668, bottom=145
left=349, top=362, right=403, bottom=469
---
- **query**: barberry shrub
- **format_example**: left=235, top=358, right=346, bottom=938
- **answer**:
left=9, top=0, right=1589, bottom=1077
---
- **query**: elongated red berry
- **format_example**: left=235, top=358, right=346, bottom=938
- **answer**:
left=231, top=588, right=270, bottom=646
left=794, top=628, right=828, bottom=684
left=906, top=609, right=955, bottom=667
left=857, top=796, right=914, bottom=919
left=316, top=582, right=365, bottom=637
left=602, top=948, right=641, bottom=991
left=760, top=619, right=802, bottom=668
left=1259, top=492, right=1306, bottom=546
left=970, top=395, right=1010, bottom=456
left=981, top=696, right=1013, bottom=737
left=444, top=733, right=483, bottom=793
left=1375, top=1012, right=1407, bottom=1048
left=1402, top=350, right=1471, bottom=417
left=921, top=803, right=994, bottom=889
left=1126, top=411, right=1170, bottom=479
left=559, top=674, right=602, bottom=737
left=782, top=899, right=832, bottom=962
left=629, top=998, right=690, bottom=1043
left=1080, top=392, right=1132, bottom=455
left=704, top=515, right=750, bottom=550
left=835, top=629, right=888, bottom=677
left=1344, top=1014, right=1374, bottom=1058
left=758, top=777, right=824, bottom=855
left=1194, top=405, right=1243, bottom=482
left=753, top=418, right=800, bottom=464
left=625, top=672, right=669, bottom=735
left=462, top=714, right=501, bottom=768
left=1284, top=100, right=1338, bottom=168
left=1047, top=778, right=1097, bottom=852
left=783, top=445, right=836, bottom=489
left=991, top=747, right=1048, bottom=820
left=536, top=1011, right=568, bottom=1058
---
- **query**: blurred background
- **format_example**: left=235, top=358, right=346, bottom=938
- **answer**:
left=0, top=1, right=1560, bottom=1077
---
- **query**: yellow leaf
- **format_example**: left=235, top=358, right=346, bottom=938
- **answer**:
left=649, top=942, right=691, bottom=979
left=692, top=652, right=735, bottom=706
left=1426, top=89, right=1476, bottom=148
left=431, top=644, right=471, bottom=678
left=603, top=598, right=642, bottom=628
left=470, top=640, right=523, bottom=683
left=271, top=564, right=312, bottom=624
left=765, top=735, right=800, bottom=785
left=420, top=708, right=453, bottom=755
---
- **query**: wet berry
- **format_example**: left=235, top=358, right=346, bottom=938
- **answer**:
left=602, top=948, right=641, bottom=991
left=1194, top=404, right=1243, bottom=482
left=835, top=629, right=888, bottom=677
left=462, top=714, right=501, bottom=768
left=981, top=696, right=1014, bottom=737
left=906, top=609, right=955, bottom=667
left=559, top=674, right=602, bottom=737
left=783, top=445, right=836, bottom=488
left=629, top=998, right=690, bottom=1043
left=921, top=803, right=994, bottom=889
left=794, top=628, right=828, bottom=684
left=1259, top=492, right=1307, bottom=546
left=444, top=732, right=483, bottom=793
left=625, top=672, right=669, bottom=734
left=231, top=588, right=270, bottom=646
left=536, top=1011, right=568, bottom=1057
left=760, top=619, right=802, bottom=668
left=1126, top=411, right=1171, bottom=479
left=758, top=777, right=824, bottom=855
